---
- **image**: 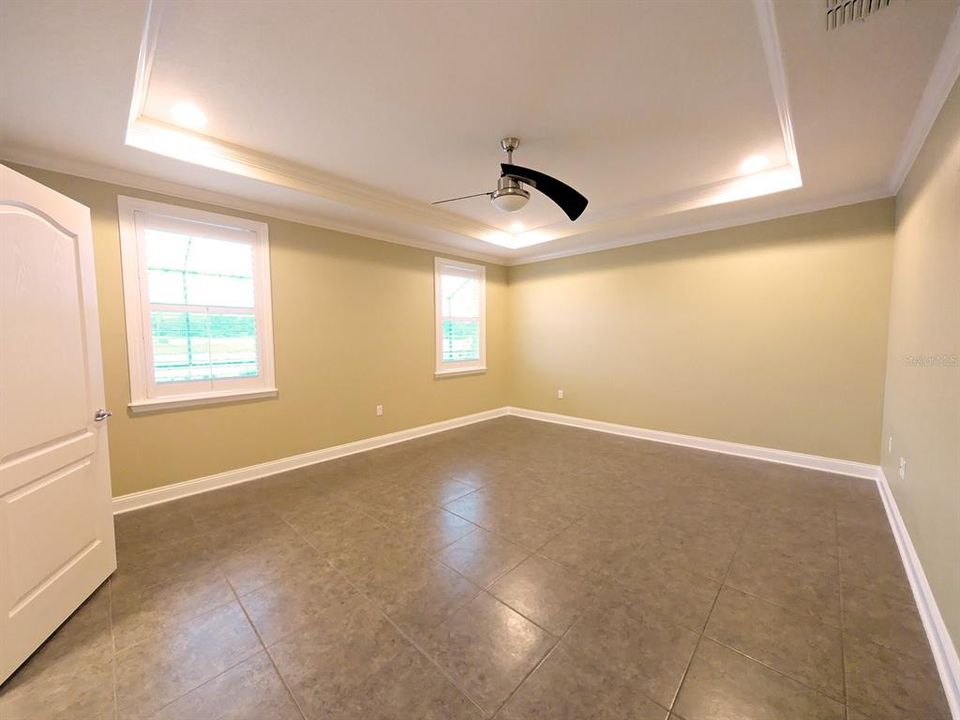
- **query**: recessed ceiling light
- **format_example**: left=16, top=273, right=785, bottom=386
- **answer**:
left=170, top=101, right=207, bottom=130
left=739, top=154, right=770, bottom=174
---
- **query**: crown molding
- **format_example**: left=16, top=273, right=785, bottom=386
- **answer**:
left=125, top=117, right=498, bottom=241
left=2, top=143, right=891, bottom=269
left=752, top=0, right=800, bottom=173
left=507, top=184, right=892, bottom=266
left=888, top=4, right=960, bottom=195
left=527, top=162, right=802, bottom=246
left=126, top=0, right=161, bottom=131
left=0, top=145, right=504, bottom=266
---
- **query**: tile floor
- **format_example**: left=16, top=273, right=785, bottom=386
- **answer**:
left=0, top=417, right=950, bottom=719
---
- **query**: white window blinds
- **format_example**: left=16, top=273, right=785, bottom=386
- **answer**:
left=118, top=196, right=276, bottom=411
left=435, top=258, right=486, bottom=375
left=143, top=219, right=259, bottom=384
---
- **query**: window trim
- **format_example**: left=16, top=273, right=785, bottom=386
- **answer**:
left=117, top=196, right=277, bottom=412
left=434, top=257, right=486, bottom=377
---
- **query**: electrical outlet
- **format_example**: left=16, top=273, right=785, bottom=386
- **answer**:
left=898, top=456, right=906, bottom=481
left=376, top=404, right=383, bottom=417
left=888, top=436, right=892, bottom=453
left=557, top=389, right=564, bottom=399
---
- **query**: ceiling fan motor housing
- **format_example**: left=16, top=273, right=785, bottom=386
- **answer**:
left=491, top=175, right=530, bottom=213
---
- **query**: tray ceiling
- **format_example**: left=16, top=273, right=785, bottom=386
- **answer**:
left=1, top=0, right=958, bottom=263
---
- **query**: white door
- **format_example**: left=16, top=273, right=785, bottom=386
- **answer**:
left=0, top=164, right=116, bottom=683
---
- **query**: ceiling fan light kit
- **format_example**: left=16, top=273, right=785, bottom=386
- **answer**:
left=490, top=175, right=530, bottom=213
left=490, top=137, right=530, bottom=214
left=433, top=136, right=588, bottom=222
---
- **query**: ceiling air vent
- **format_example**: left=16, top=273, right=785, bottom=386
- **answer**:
left=826, top=0, right=891, bottom=30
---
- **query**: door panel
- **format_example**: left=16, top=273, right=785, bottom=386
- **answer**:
left=7, top=459, right=100, bottom=611
left=0, top=432, right=95, bottom=496
left=0, top=164, right=116, bottom=683
left=0, top=209, right=89, bottom=460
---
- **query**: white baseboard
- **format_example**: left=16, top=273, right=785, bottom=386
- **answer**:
left=507, top=406, right=879, bottom=479
left=876, top=469, right=960, bottom=719
left=116, top=404, right=880, bottom=514
left=112, top=407, right=509, bottom=513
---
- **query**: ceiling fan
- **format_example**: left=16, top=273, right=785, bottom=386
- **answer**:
left=432, top=138, right=588, bottom=221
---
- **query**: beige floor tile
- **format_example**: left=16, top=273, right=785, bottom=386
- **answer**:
left=538, top=520, right=638, bottom=576
left=489, top=555, right=599, bottom=635
left=267, top=601, right=407, bottom=720
left=115, top=602, right=261, bottom=717
left=435, top=528, right=529, bottom=587
left=843, top=633, right=951, bottom=720
left=215, top=531, right=322, bottom=596
left=422, top=592, right=556, bottom=715
left=725, top=541, right=841, bottom=626
left=497, top=643, right=669, bottom=720
left=611, top=557, right=721, bottom=633
left=841, top=581, right=930, bottom=660
left=839, top=542, right=914, bottom=607
left=153, top=651, right=301, bottom=720
left=373, top=558, right=481, bottom=638
left=112, top=572, right=236, bottom=651
left=239, top=560, right=359, bottom=645
left=705, top=586, right=844, bottom=701
left=631, top=522, right=741, bottom=582
left=562, top=593, right=699, bottom=709
left=114, top=500, right=201, bottom=555
left=390, top=508, right=479, bottom=552
left=0, top=657, right=115, bottom=720
left=673, top=639, right=844, bottom=720
left=114, top=535, right=219, bottom=591
left=320, top=642, right=482, bottom=720
left=0, top=581, right=113, bottom=687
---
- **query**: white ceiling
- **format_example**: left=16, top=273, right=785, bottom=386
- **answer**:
left=2, top=0, right=958, bottom=264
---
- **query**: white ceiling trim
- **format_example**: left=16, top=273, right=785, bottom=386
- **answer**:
left=126, top=0, right=160, bottom=132
left=888, top=3, right=960, bottom=195
left=0, top=144, right=503, bottom=265
left=508, top=184, right=892, bottom=266
left=125, top=117, right=496, bottom=239
left=125, top=0, right=804, bottom=251
left=752, top=0, right=801, bottom=174
left=0, top=143, right=890, bottom=269
left=508, top=161, right=802, bottom=247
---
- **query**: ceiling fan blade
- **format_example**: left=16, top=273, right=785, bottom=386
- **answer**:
left=501, top=164, right=588, bottom=221
left=431, top=191, right=492, bottom=205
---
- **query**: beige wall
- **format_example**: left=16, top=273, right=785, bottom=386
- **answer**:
left=8, top=164, right=509, bottom=498
left=882, top=78, right=960, bottom=647
left=7, top=166, right=899, bottom=494
left=507, top=200, right=895, bottom=464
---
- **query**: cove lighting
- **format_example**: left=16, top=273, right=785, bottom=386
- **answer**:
left=483, top=229, right=553, bottom=250
left=739, top=154, right=770, bottom=175
left=170, top=101, right=207, bottom=130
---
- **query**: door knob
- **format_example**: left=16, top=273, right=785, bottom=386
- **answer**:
left=94, top=409, right=112, bottom=422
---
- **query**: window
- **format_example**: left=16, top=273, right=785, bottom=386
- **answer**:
left=118, top=197, right=276, bottom=411
left=435, top=258, right=486, bottom=376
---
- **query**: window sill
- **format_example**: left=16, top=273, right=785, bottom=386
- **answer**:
left=434, top=367, right=487, bottom=378
left=128, top=388, right=279, bottom=414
